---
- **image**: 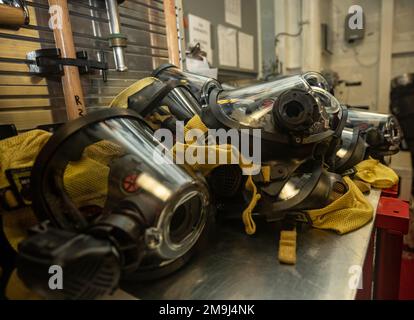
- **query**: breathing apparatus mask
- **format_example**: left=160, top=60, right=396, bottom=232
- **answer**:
left=206, top=75, right=349, bottom=221
left=17, top=108, right=211, bottom=299
left=122, top=69, right=349, bottom=223
left=333, top=109, right=402, bottom=172
left=346, top=109, right=401, bottom=158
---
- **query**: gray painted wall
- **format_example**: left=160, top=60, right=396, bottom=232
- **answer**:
left=182, top=0, right=258, bottom=76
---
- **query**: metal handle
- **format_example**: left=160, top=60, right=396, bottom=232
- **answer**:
left=105, top=0, right=128, bottom=72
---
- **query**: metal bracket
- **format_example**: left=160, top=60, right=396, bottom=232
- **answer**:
left=27, top=48, right=108, bottom=81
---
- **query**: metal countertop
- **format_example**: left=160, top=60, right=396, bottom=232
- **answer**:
left=123, top=190, right=381, bottom=300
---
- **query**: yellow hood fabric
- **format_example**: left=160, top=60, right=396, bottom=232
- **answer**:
left=63, top=140, right=123, bottom=209
left=306, top=176, right=373, bottom=234
left=0, top=130, right=51, bottom=191
left=355, top=158, right=399, bottom=189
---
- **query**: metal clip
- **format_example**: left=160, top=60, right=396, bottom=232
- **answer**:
left=27, top=48, right=108, bottom=81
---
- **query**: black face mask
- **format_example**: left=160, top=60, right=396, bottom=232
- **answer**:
left=17, top=108, right=211, bottom=299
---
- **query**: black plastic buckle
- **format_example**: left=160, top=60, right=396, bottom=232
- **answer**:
left=27, top=48, right=108, bottom=81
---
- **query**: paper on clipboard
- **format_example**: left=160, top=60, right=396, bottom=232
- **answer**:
left=238, top=32, right=254, bottom=70
left=188, top=14, right=213, bottom=63
left=225, top=0, right=242, bottom=28
left=217, top=24, right=237, bottom=67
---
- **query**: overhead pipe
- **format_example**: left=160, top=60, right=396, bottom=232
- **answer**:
left=105, top=0, right=128, bottom=72
left=48, top=0, right=87, bottom=119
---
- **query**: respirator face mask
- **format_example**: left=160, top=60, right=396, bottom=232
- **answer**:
left=345, top=109, right=401, bottom=158
left=197, top=74, right=347, bottom=221
left=201, top=73, right=346, bottom=162
left=205, top=74, right=341, bottom=137
left=17, top=108, right=210, bottom=299
left=333, top=109, right=402, bottom=172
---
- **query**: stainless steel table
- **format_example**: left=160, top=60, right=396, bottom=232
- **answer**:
left=123, top=190, right=381, bottom=300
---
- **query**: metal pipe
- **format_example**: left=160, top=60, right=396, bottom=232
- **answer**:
left=48, top=0, right=86, bottom=120
left=0, top=1, right=29, bottom=28
left=105, top=0, right=127, bottom=72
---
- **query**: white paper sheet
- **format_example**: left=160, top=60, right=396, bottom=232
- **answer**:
left=217, top=24, right=237, bottom=67
left=186, top=57, right=218, bottom=79
left=225, top=0, right=242, bottom=28
left=188, top=14, right=213, bottom=63
left=238, top=31, right=254, bottom=70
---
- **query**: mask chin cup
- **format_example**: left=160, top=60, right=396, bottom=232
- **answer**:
left=30, top=108, right=210, bottom=279
left=259, top=166, right=347, bottom=222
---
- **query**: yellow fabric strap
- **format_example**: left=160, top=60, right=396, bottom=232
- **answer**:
left=184, top=114, right=209, bottom=136
left=306, top=176, right=373, bottom=234
left=355, top=157, right=399, bottom=189
left=261, top=166, right=271, bottom=183
left=5, top=269, right=40, bottom=300
left=108, top=77, right=158, bottom=109
left=242, top=176, right=261, bottom=235
left=278, top=229, right=297, bottom=265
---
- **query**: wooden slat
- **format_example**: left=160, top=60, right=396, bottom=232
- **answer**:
left=0, top=38, right=42, bottom=60
left=0, top=85, right=50, bottom=95
left=0, top=62, right=32, bottom=72
left=0, top=98, right=56, bottom=108
left=0, top=75, right=48, bottom=85
left=0, top=110, right=55, bottom=129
